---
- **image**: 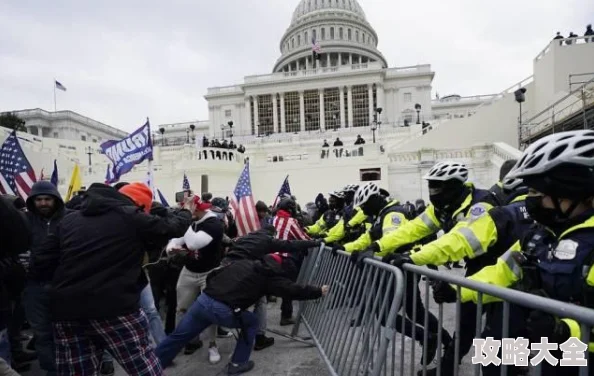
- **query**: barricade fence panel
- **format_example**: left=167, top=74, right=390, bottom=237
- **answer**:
left=292, top=245, right=594, bottom=376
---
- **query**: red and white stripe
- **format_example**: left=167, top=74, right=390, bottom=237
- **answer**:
left=15, top=170, right=36, bottom=200
left=230, top=196, right=260, bottom=237
left=273, top=213, right=311, bottom=241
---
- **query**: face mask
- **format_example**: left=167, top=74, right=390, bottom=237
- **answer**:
left=524, top=196, right=567, bottom=230
left=429, top=189, right=461, bottom=210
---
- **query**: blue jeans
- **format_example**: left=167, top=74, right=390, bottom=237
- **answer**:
left=24, top=281, right=56, bottom=376
left=140, top=284, right=166, bottom=345
left=155, top=294, right=258, bottom=368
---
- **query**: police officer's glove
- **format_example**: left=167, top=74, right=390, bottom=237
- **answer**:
left=356, top=250, right=374, bottom=269
left=432, top=281, right=457, bottom=304
left=526, top=311, right=570, bottom=344
left=349, top=251, right=360, bottom=265
left=382, top=253, right=412, bottom=268
left=331, top=244, right=345, bottom=256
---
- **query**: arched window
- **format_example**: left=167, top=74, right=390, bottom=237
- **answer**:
left=291, top=38, right=295, bottom=48
left=348, top=29, right=352, bottom=40
left=355, top=30, right=359, bottom=42
left=305, top=31, right=309, bottom=44
left=330, top=27, right=335, bottom=39
left=313, top=29, right=317, bottom=41
left=362, top=32, right=365, bottom=43
left=297, top=35, right=301, bottom=45
left=321, top=28, right=326, bottom=40
left=339, top=27, right=344, bottom=39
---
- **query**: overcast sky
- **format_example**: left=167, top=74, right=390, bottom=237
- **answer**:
left=0, top=0, right=592, bottom=132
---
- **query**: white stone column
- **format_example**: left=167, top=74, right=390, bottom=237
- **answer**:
left=326, top=53, right=330, bottom=67
left=254, top=96, right=259, bottom=134
left=299, top=91, right=305, bottom=132
left=319, top=89, right=325, bottom=131
left=272, top=94, right=279, bottom=133
left=339, top=87, right=346, bottom=128
left=368, top=84, right=374, bottom=125
left=306, top=57, right=311, bottom=70
left=338, top=53, right=342, bottom=66
left=349, top=54, right=353, bottom=65
left=244, top=97, right=251, bottom=135
left=347, top=86, right=353, bottom=127
left=280, top=93, right=286, bottom=133
left=376, top=84, right=385, bottom=116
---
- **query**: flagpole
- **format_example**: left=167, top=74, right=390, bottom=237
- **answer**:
left=146, top=117, right=156, bottom=197
left=53, top=78, right=57, bottom=112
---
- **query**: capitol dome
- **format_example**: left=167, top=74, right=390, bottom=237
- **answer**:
left=274, top=0, right=387, bottom=73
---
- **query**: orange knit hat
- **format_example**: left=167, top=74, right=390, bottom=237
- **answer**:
left=119, top=182, right=153, bottom=213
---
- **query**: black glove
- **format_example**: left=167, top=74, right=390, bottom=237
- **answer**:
left=382, top=253, right=412, bottom=268
left=356, top=250, right=375, bottom=269
left=331, top=244, right=345, bottom=256
left=349, top=251, right=360, bottom=265
left=432, top=281, right=457, bottom=304
left=526, top=311, right=570, bottom=344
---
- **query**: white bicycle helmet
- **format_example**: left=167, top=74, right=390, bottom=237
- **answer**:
left=423, top=161, right=469, bottom=182
left=502, top=177, right=524, bottom=192
left=329, top=191, right=345, bottom=199
left=353, top=182, right=380, bottom=207
left=507, top=130, right=594, bottom=179
left=342, top=184, right=359, bottom=194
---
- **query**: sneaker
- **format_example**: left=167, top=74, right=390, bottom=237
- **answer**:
left=184, top=340, right=203, bottom=355
left=254, top=334, right=274, bottom=351
left=208, top=346, right=221, bottom=364
left=227, top=360, right=255, bottom=375
left=217, top=327, right=233, bottom=338
left=100, top=360, right=115, bottom=376
left=280, top=317, right=295, bottom=326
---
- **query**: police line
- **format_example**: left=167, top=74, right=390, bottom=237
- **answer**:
left=287, top=245, right=594, bottom=376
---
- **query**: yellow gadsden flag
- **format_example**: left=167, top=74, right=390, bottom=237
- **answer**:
left=65, top=164, right=82, bottom=201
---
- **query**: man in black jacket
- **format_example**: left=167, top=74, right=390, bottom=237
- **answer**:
left=22, top=180, right=70, bottom=376
left=224, top=225, right=320, bottom=351
left=32, top=182, right=192, bottom=376
left=155, top=253, right=328, bottom=375
left=0, top=195, right=30, bottom=374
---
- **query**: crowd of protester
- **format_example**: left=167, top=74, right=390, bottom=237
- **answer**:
left=553, top=24, right=593, bottom=44
left=202, top=136, right=246, bottom=154
left=2, top=129, right=594, bottom=375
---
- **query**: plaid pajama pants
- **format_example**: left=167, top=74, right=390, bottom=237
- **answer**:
left=54, top=309, right=163, bottom=376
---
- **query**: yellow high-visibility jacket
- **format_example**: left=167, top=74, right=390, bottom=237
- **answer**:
left=374, top=185, right=496, bottom=257
left=460, top=216, right=594, bottom=351
left=323, top=208, right=367, bottom=244
left=344, top=201, right=408, bottom=254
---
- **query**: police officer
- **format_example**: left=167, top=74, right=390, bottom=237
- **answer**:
left=387, top=177, right=533, bottom=375
left=323, top=184, right=369, bottom=245
left=489, top=159, right=518, bottom=205
left=334, top=182, right=450, bottom=364
left=306, top=191, right=345, bottom=238
left=458, top=130, right=594, bottom=376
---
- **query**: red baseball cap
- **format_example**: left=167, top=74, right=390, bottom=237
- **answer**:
left=191, top=195, right=212, bottom=211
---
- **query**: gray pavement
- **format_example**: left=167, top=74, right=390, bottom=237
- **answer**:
left=19, top=266, right=479, bottom=376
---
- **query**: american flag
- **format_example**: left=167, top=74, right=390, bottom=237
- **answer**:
left=272, top=175, right=291, bottom=208
left=0, top=131, right=37, bottom=199
left=55, top=80, right=67, bottom=91
left=182, top=173, right=191, bottom=190
left=230, top=162, right=260, bottom=236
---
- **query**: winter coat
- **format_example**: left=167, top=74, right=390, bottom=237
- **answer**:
left=32, top=183, right=192, bottom=321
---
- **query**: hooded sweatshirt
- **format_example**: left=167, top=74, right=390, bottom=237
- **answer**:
left=31, top=183, right=192, bottom=320
left=25, top=181, right=70, bottom=281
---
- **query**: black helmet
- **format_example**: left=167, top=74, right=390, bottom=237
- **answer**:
left=277, top=197, right=297, bottom=216
left=211, top=197, right=228, bottom=212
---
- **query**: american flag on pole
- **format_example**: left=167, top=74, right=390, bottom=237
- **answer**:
left=55, top=80, right=67, bottom=91
left=230, top=162, right=260, bottom=236
left=0, top=131, right=37, bottom=199
left=182, top=173, right=191, bottom=190
left=272, top=175, right=291, bottom=208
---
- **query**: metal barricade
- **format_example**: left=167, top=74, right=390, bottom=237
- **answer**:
left=398, top=263, right=594, bottom=376
left=290, top=245, right=405, bottom=376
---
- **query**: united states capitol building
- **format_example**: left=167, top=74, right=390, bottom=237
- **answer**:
left=3, top=0, right=594, bottom=204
